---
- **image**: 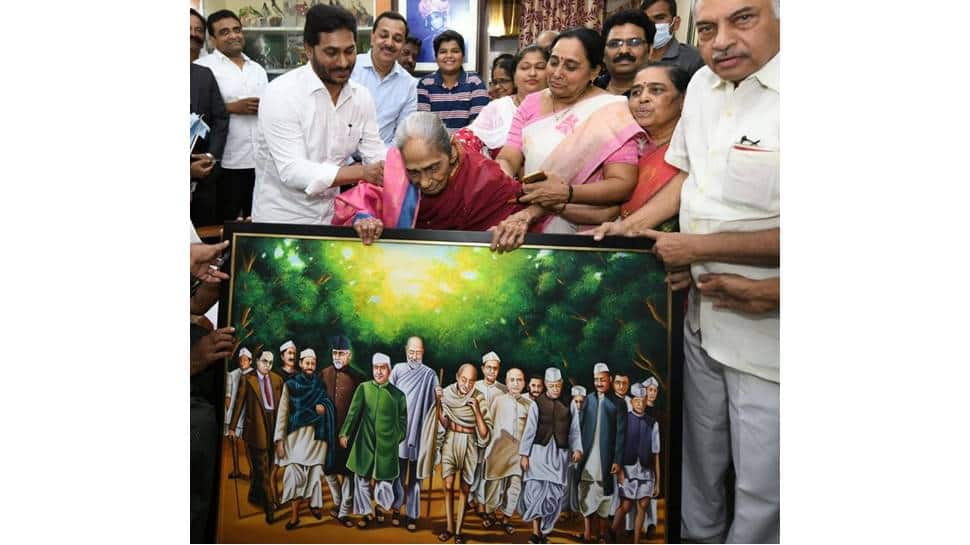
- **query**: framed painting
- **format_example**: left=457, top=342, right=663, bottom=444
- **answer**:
left=216, top=223, right=683, bottom=543
left=399, top=0, right=479, bottom=73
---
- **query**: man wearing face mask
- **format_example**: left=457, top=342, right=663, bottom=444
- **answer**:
left=319, top=335, right=364, bottom=526
left=594, top=9, right=656, bottom=97
left=251, top=3, right=386, bottom=225
left=641, top=0, right=705, bottom=77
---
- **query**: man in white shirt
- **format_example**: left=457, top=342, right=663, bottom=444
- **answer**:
left=351, top=11, right=418, bottom=146
left=251, top=3, right=386, bottom=225
left=194, top=10, right=268, bottom=222
left=592, top=0, right=780, bottom=542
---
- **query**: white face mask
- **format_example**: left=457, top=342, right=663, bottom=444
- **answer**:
left=653, top=23, right=673, bottom=48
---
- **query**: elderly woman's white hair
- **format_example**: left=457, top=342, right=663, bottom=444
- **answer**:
left=393, top=111, right=451, bottom=155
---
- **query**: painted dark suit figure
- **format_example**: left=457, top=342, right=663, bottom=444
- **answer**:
left=319, top=335, right=364, bottom=524
left=229, top=350, right=285, bottom=523
left=577, top=363, right=627, bottom=542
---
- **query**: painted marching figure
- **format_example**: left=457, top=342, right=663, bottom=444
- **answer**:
left=277, top=340, right=299, bottom=380
left=228, top=350, right=284, bottom=523
left=482, top=367, right=534, bottom=535
left=319, top=335, right=364, bottom=527
left=609, top=372, right=636, bottom=534
left=273, top=348, right=337, bottom=530
left=564, top=385, right=588, bottom=521
left=577, top=363, right=627, bottom=543
left=473, top=351, right=507, bottom=523
left=517, top=367, right=583, bottom=544
left=389, top=336, right=440, bottom=531
left=611, top=382, right=661, bottom=543
left=225, top=347, right=254, bottom=479
left=338, top=353, right=408, bottom=529
left=640, top=376, right=663, bottom=533
left=417, top=364, right=493, bottom=544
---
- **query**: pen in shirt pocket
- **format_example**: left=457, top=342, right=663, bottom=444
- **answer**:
left=734, top=135, right=773, bottom=152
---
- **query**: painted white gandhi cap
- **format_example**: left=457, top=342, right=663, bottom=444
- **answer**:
left=630, top=383, right=647, bottom=398
left=571, top=385, right=587, bottom=397
left=642, top=377, right=659, bottom=389
left=279, top=340, right=296, bottom=352
left=300, top=348, right=316, bottom=360
left=372, top=352, right=391, bottom=367
left=593, top=362, right=610, bottom=376
left=482, top=351, right=500, bottom=363
left=238, top=347, right=252, bottom=359
left=544, top=367, right=562, bottom=382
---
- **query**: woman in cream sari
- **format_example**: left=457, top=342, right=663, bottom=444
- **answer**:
left=490, top=28, right=644, bottom=251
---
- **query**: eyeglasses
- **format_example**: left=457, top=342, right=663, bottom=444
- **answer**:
left=489, top=78, right=513, bottom=86
left=605, top=37, right=646, bottom=49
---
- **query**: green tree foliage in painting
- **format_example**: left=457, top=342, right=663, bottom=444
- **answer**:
left=227, top=236, right=671, bottom=393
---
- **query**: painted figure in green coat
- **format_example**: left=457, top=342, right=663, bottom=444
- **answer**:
left=338, top=352, right=408, bottom=527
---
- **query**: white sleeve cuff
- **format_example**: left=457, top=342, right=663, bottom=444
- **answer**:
left=304, top=163, right=341, bottom=196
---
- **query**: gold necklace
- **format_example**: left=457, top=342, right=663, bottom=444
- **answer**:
left=552, top=87, right=589, bottom=122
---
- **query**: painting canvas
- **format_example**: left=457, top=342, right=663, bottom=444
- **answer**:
left=216, top=224, right=682, bottom=543
left=400, top=0, right=479, bottom=73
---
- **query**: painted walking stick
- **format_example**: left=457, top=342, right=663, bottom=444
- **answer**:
left=426, top=367, right=445, bottom=519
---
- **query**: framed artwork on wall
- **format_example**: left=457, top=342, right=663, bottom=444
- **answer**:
left=399, top=0, right=480, bottom=73
left=214, top=223, right=683, bottom=543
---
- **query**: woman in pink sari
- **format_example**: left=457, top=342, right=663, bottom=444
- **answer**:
left=490, top=27, right=644, bottom=251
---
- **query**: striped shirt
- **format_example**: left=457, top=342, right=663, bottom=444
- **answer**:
left=416, top=69, right=490, bottom=134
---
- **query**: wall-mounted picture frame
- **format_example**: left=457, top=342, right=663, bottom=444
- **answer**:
left=399, top=0, right=480, bottom=74
left=215, top=223, right=683, bottom=543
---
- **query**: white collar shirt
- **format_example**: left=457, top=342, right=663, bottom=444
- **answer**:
left=351, top=52, right=419, bottom=145
left=665, top=53, right=780, bottom=383
left=194, top=49, right=268, bottom=169
left=251, top=63, right=387, bottom=225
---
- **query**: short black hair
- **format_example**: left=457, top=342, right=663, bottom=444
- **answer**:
left=613, top=371, right=630, bottom=379
left=373, top=10, right=408, bottom=36
left=304, top=3, right=357, bottom=47
left=491, top=54, right=515, bottom=77
left=206, top=9, right=241, bottom=37
left=190, top=8, right=205, bottom=28
left=640, top=61, right=691, bottom=95
left=550, top=27, right=605, bottom=71
left=529, top=375, right=544, bottom=383
left=640, top=0, right=677, bottom=18
left=602, top=8, right=656, bottom=46
left=434, top=29, right=466, bottom=57
left=514, top=43, right=550, bottom=76
left=405, top=35, right=421, bottom=48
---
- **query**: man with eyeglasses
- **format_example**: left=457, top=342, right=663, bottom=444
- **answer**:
left=594, top=9, right=656, bottom=97
left=640, top=0, right=705, bottom=77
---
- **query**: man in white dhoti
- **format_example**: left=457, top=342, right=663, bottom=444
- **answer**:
left=482, top=368, right=533, bottom=534
left=518, top=367, right=583, bottom=544
left=577, top=363, right=627, bottom=543
left=225, top=347, right=254, bottom=479
left=389, top=336, right=439, bottom=531
left=417, top=364, right=492, bottom=544
left=472, top=351, right=507, bottom=521
left=273, top=349, right=337, bottom=530
left=611, top=383, right=661, bottom=543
